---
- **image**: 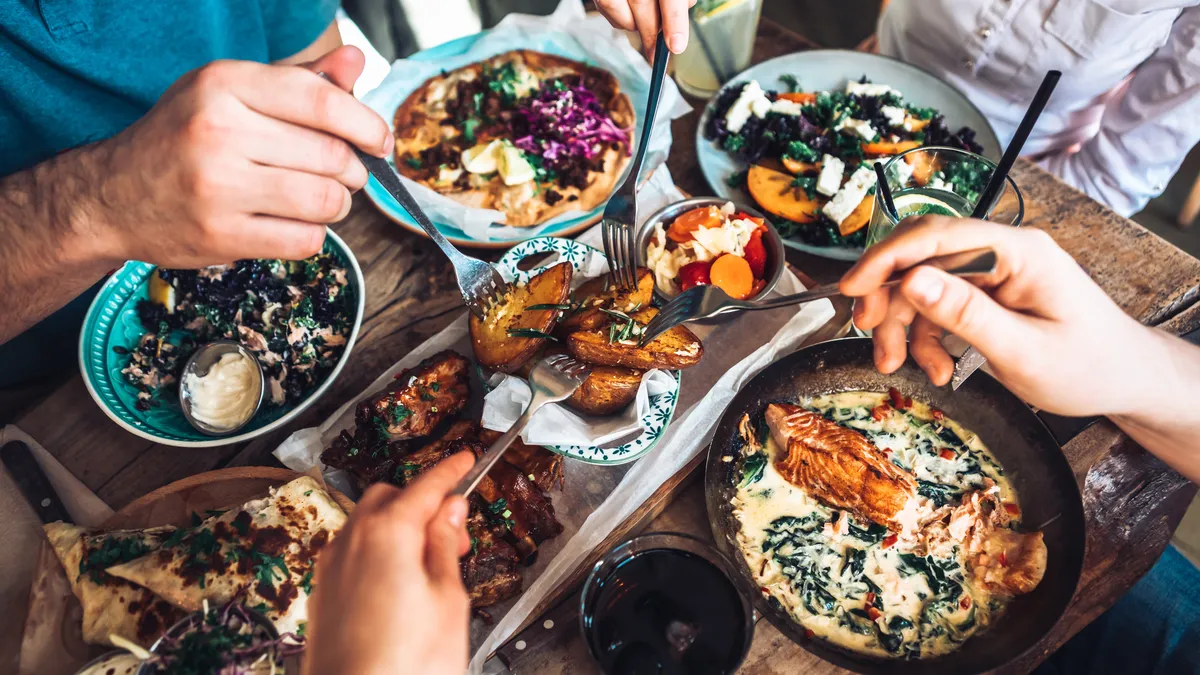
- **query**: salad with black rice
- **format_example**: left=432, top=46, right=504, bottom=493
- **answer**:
left=120, top=253, right=354, bottom=412
left=706, top=75, right=986, bottom=249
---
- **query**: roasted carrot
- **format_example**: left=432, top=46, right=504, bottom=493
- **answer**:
left=709, top=254, right=754, bottom=300
left=777, top=92, right=817, bottom=105
left=667, top=205, right=723, bottom=242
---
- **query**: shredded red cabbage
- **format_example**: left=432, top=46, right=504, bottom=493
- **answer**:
left=513, top=83, right=630, bottom=168
left=145, top=603, right=304, bottom=675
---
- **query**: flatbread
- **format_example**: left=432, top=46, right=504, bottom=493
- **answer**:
left=393, top=49, right=634, bottom=227
left=104, top=477, right=346, bottom=637
left=43, top=521, right=183, bottom=647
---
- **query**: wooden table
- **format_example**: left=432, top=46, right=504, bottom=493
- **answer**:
left=9, top=17, right=1200, bottom=675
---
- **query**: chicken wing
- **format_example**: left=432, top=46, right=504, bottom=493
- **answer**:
left=355, top=350, right=471, bottom=440
left=766, top=403, right=917, bottom=531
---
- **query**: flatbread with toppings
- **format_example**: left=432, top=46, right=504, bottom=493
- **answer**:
left=43, top=522, right=184, bottom=647
left=104, top=477, right=346, bottom=637
left=393, top=49, right=634, bottom=227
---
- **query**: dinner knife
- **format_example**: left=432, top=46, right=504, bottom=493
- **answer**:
left=1, top=440, right=73, bottom=524
left=950, top=347, right=987, bottom=391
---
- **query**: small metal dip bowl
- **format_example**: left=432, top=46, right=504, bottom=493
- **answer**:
left=636, top=197, right=786, bottom=313
left=178, top=340, right=265, bottom=436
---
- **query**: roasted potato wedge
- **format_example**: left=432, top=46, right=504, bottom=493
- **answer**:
left=518, top=345, right=644, bottom=415
left=567, top=307, right=703, bottom=370
left=470, top=262, right=572, bottom=373
left=556, top=267, right=654, bottom=335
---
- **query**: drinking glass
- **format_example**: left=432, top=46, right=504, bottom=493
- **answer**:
left=672, top=0, right=764, bottom=98
left=867, top=146, right=1024, bottom=247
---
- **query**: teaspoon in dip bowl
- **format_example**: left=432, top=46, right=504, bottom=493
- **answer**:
left=179, top=340, right=265, bottom=436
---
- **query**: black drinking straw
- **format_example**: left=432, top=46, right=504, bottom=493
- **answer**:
left=970, top=70, right=1061, bottom=219
left=874, top=161, right=897, bottom=220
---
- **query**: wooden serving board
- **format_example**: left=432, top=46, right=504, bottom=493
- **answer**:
left=19, top=468, right=353, bottom=675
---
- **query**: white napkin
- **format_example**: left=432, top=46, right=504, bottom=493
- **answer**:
left=360, top=0, right=691, bottom=242
left=480, top=369, right=676, bottom=446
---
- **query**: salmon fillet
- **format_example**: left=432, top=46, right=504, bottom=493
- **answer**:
left=766, top=403, right=917, bottom=530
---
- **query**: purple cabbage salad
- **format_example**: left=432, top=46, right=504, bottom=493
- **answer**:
left=512, top=81, right=631, bottom=189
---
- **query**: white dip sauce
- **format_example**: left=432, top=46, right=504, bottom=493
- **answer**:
left=184, top=352, right=261, bottom=430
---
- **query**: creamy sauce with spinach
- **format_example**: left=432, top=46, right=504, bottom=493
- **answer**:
left=732, top=391, right=1021, bottom=659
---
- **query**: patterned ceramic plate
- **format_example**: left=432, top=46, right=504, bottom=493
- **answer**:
left=79, top=231, right=365, bottom=448
left=496, top=237, right=680, bottom=465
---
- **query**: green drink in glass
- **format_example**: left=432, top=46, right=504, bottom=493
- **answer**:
left=867, top=146, right=1024, bottom=247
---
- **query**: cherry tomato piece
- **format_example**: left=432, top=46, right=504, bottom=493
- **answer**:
left=678, top=260, right=712, bottom=291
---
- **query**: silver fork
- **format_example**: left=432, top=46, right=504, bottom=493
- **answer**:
left=639, top=248, right=998, bottom=346
left=453, top=354, right=591, bottom=496
left=317, top=71, right=509, bottom=318
left=602, top=34, right=670, bottom=291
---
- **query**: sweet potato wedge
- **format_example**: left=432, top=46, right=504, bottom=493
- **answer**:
left=556, top=267, right=654, bottom=335
left=839, top=195, right=875, bottom=236
left=567, top=307, right=702, bottom=370
left=470, top=262, right=572, bottom=373
left=747, top=162, right=822, bottom=224
left=518, top=345, right=644, bottom=416
left=781, top=157, right=821, bottom=176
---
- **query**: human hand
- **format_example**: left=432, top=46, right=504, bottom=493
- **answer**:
left=839, top=216, right=1152, bottom=417
left=596, top=0, right=698, bottom=56
left=90, top=45, right=391, bottom=268
left=303, top=453, right=474, bottom=675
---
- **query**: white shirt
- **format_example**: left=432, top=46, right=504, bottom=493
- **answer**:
left=879, top=0, right=1200, bottom=217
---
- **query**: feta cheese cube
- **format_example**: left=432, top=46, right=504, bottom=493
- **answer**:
left=834, top=117, right=879, bottom=142
left=893, top=158, right=915, bottom=186
left=724, top=80, right=772, bottom=133
left=769, top=98, right=804, bottom=116
left=845, top=81, right=898, bottom=98
left=815, top=154, right=845, bottom=196
left=881, top=105, right=907, bottom=127
left=821, top=165, right=878, bottom=226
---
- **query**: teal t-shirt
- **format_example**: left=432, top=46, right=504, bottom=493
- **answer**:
left=0, top=0, right=339, bottom=385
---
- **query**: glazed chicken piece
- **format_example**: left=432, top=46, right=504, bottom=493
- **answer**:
left=479, top=428, right=565, bottom=492
left=392, top=420, right=480, bottom=486
left=765, top=403, right=917, bottom=531
left=356, top=350, right=471, bottom=440
left=321, top=428, right=409, bottom=490
left=464, top=440, right=564, bottom=560
left=463, top=510, right=523, bottom=608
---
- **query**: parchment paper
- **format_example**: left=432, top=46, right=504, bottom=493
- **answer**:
left=274, top=175, right=837, bottom=671
left=361, top=0, right=691, bottom=242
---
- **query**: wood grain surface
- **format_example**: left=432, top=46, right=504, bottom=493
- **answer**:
left=6, top=16, right=1200, bottom=675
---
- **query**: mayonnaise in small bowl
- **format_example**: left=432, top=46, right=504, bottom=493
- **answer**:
left=179, top=342, right=264, bottom=435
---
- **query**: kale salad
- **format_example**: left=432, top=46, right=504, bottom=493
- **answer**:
left=119, top=252, right=355, bottom=413
left=706, top=75, right=988, bottom=250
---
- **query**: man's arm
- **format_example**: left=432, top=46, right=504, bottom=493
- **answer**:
left=1042, top=9, right=1200, bottom=217
left=0, top=145, right=122, bottom=345
left=274, top=21, right=343, bottom=66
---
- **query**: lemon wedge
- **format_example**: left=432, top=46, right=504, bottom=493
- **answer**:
left=462, top=140, right=505, bottom=174
left=147, top=273, right=176, bottom=314
left=892, top=192, right=961, bottom=220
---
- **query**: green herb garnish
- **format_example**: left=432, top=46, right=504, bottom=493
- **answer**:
left=778, top=74, right=800, bottom=93
left=506, top=328, right=555, bottom=340
left=785, top=140, right=819, bottom=163
left=405, top=156, right=423, bottom=169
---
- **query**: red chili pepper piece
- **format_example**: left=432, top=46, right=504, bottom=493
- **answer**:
left=1004, top=503, right=1021, bottom=517
left=939, top=448, right=956, bottom=460
left=871, top=404, right=890, bottom=421
left=998, top=551, right=1009, bottom=567
left=677, top=260, right=712, bottom=291
left=867, top=606, right=883, bottom=621
left=805, top=628, right=815, bottom=639
left=932, top=408, right=945, bottom=420
left=865, top=592, right=877, bottom=605
left=742, top=229, right=767, bottom=278
left=888, top=387, right=904, bottom=408
left=882, top=534, right=898, bottom=549
left=960, top=595, right=972, bottom=610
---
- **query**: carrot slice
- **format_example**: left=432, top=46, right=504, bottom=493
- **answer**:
left=777, top=92, right=817, bottom=105
left=710, top=254, right=754, bottom=300
left=781, top=156, right=821, bottom=175
left=667, top=205, right=723, bottom=243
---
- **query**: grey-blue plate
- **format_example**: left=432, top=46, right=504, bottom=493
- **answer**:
left=696, top=50, right=1001, bottom=261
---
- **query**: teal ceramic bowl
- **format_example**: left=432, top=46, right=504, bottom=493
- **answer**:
left=79, top=231, right=365, bottom=448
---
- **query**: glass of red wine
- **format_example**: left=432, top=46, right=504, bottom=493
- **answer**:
left=580, top=532, right=755, bottom=675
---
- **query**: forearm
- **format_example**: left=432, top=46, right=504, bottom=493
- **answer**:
left=1110, top=325, right=1200, bottom=484
left=0, top=144, right=121, bottom=345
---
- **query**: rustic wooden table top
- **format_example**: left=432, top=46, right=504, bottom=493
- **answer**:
left=7, top=16, right=1200, bottom=675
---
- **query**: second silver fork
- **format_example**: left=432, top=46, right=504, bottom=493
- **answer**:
left=639, top=248, right=999, bottom=346
left=453, top=354, right=591, bottom=496
left=603, top=34, right=670, bottom=291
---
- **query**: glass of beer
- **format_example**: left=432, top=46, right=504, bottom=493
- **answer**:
left=867, top=146, right=1024, bottom=247
left=672, top=0, right=764, bottom=98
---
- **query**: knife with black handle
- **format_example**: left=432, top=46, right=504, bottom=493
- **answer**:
left=1, top=440, right=73, bottom=524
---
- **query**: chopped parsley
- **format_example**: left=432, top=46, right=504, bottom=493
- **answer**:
left=785, top=140, right=819, bottom=163
left=405, top=156, right=422, bottom=169
left=725, top=168, right=748, bottom=189
left=791, top=175, right=818, bottom=199
left=778, top=74, right=801, bottom=93
left=462, top=117, right=481, bottom=144
left=80, top=536, right=152, bottom=584
left=722, top=134, right=747, bottom=152
left=391, top=404, right=413, bottom=424
left=300, top=569, right=315, bottom=594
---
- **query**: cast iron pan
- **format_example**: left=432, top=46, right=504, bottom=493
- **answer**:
left=705, top=337, right=1086, bottom=675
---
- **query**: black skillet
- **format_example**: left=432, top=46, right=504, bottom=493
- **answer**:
left=705, top=337, right=1086, bottom=675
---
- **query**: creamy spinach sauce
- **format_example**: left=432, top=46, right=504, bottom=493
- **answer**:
left=732, top=391, right=1021, bottom=659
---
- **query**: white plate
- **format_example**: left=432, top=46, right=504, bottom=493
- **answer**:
left=695, top=50, right=1001, bottom=261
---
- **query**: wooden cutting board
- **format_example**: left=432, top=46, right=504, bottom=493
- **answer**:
left=19, top=467, right=352, bottom=675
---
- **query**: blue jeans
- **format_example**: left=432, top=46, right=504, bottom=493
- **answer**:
left=1035, top=545, right=1200, bottom=675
